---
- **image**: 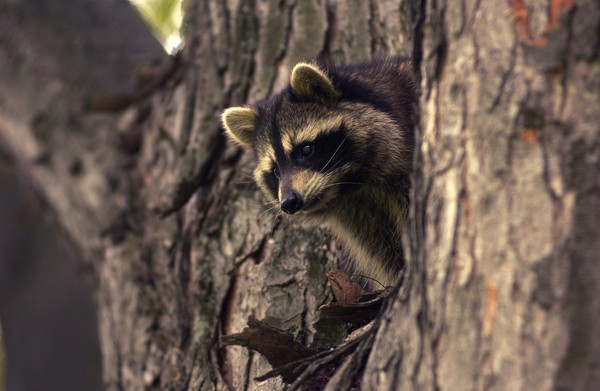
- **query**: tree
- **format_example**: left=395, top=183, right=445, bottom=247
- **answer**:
left=0, top=0, right=598, bottom=389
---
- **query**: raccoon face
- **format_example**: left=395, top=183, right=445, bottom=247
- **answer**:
left=222, top=62, right=406, bottom=217
left=252, top=115, right=360, bottom=216
left=223, top=63, right=364, bottom=217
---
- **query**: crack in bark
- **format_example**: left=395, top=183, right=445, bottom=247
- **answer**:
left=540, top=130, right=562, bottom=203
left=177, top=226, right=193, bottom=350
left=300, top=287, right=311, bottom=347
left=457, top=0, right=468, bottom=37
left=206, top=0, right=229, bottom=76
left=242, top=350, right=254, bottom=391
left=267, top=0, right=297, bottom=97
left=242, top=0, right=259, bottom=102
left=368, top=0, right=379, bottom=57
left=319, top=0, right=336, bottom=63
left=214, top=267, right=239, bottom=391
left=411, top=113, right=434, bottom=391
left=220, top=0, right=232, bottom=72
left=490, top=40, right=518, bottom=110
left=225, top=0, right=260, bottom=105
left=456, top=0, right=483, bottom=38
left=411, top=0, right=427, bottom=81
left=236, top=235, right=272, bottom=267
left=177, top=69, right=198, bottom=156
left=558, top=4, right=576, bottom=117
left=159, top=128, right=226, bottom=217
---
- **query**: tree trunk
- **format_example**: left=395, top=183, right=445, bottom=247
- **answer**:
left=361, top=1, right=600, bottom=390
left=0, top=0, right=598, bottom=390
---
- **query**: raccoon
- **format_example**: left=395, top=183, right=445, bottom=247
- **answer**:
left=222, top=57, right=416, bottom=287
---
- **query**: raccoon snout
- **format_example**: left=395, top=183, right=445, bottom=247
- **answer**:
left=280, top=191, right=303, bottom=214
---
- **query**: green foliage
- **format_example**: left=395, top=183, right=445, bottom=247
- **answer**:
left=130, top=0, right=183, bottom=51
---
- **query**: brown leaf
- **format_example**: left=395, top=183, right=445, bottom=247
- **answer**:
left=220, top=316, right=316, bottom=382
left=326, top=271, right=361, bottom=304
left=319, top=287, right=393, bottom=327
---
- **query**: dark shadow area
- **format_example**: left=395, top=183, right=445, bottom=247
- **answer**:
left=0, top=159, right=102, bottom=391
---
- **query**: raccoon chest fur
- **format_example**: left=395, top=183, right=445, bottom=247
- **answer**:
left=222, top=57, right=415, bottom=287
left=327, top=186, right=408, bottom=287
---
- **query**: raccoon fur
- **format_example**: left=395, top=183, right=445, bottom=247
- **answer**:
left=222, top=57, right=416, bottom=287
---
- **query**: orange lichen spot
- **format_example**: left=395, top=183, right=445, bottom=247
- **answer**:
left=521, top=128, right=541, bottom=145
left=509, top=0, right=533, bottom=44
left=483, top=281, right=498, bottom=337
left=547, top=0, right=574, bottom=31
left=533, top=36, right=549, bottom=48
left=509, top=0, right=574, bottom=47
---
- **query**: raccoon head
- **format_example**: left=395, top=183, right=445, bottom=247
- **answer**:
left=222, top=62, right=410, bottom=218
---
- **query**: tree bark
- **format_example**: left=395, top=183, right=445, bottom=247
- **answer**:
left=0, top=0, right=598, bottom=390
left=360, top=1, right=600, bottom=390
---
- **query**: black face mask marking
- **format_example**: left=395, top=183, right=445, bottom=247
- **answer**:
left=290, top=126, right=353, bottom=173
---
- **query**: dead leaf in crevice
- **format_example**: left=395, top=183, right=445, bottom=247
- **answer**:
left=220, top=316, right=316, bottom=382
left=254, top=326, right=373, bottom=386
left=319, top=287, right=393, bottom=327
left=220, top=288, right=394, bottom=384
left=326, top=271, right=361, bottom=304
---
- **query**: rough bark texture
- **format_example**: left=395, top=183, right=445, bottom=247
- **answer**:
left=0, top=0, right=598, bottom=390
left=360, top=1, right=600, bottom=390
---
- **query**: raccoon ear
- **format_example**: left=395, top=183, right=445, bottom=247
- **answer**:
left=222, top=107, right=258, bottom=148
left=290, top=63, right=340, bottom=101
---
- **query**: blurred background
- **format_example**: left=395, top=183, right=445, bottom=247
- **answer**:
left=0, top=155, right=102, bottom=389
left=0, top=1, right=182, bottom=389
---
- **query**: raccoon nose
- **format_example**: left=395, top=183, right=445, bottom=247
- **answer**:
left=280, top=192, right=303, bottom=214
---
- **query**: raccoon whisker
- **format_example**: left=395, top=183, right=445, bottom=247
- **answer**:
left=260, top=204, right=280, bottom=218
left=237, top=174, right=256, bottom=182
left=264, top=198, right=279, bottom=207
left=320, top=134, right=349, bottom=173
left=271, top=209, right=283, bottom=227
left=301, top=172, right=338, bottom=206
left=261, top=202, right=278, bottom=212
left=302, top=172, right=319, bottom=199
left=259, top=198, right=279, bottom=211
left=325, top=152, right=357, bottom=171
left=320, top=181, right=363, bottom=190
left=305, top=170, right=334, bottom=199
left=256, top=197, right=277, bottom=206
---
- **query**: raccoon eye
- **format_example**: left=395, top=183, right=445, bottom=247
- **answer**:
left=300, top=143, right=314, bottom=157
left=272, top=167, right=280, bottom=178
